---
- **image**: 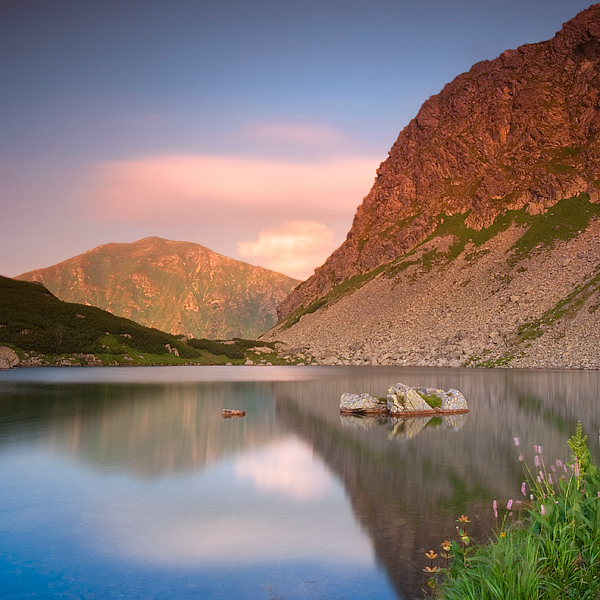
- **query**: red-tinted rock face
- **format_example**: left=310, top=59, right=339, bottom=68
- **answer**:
left=279, top=4, right=600, bottom=320
left=16, top=237, right=300, bottom=339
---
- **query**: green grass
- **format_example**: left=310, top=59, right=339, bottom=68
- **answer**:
left=513, top=268, right=600, bottom=344
left=278, top=193, right=600, bottom=329
left=0, top=276, right=292, bottom=366
left=432, top=425, right=600, bottom=600
left=507, top=194, right=600, bottom=267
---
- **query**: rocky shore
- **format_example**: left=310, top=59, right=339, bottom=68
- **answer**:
left=265, top=217, right=600, bottom=370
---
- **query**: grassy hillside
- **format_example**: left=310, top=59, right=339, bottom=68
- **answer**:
left=0, top=276, right=288, bottom=366
left=16, top=237, right=300, bottom=340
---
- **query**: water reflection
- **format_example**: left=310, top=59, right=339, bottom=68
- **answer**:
left=1, top=366, right=600, bottom=599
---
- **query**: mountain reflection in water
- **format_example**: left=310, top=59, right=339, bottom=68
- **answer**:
left=0, top=366, right=599, bottom=600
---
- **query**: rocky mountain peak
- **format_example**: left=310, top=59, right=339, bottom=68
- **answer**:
left=278, top=4, right=600, bottom=320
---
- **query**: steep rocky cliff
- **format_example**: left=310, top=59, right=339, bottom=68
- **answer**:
left=268, top=5, right=600, bottom=369
left=17, top=237, right=300, bottom=340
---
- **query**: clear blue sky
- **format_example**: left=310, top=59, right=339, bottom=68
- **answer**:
left=1, top=0, right=594, bottom=279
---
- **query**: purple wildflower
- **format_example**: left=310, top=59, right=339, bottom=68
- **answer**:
left=507, top=499, right=513, bottom=510
left=514, top=437, right=520, bottom=447
left=521, top=482, right=527, bottom=496
left=534, top=455, right=540, bottom=467
left=541, top=505, right=545, bottom=516
left=493, top=500, right=498, bottom=518
left=548, top=474, right=553, bottom=485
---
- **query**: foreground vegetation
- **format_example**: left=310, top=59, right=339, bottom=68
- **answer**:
left=0, top=276, right=296, bottom=366
left=427, top=424, right=600, bottom=599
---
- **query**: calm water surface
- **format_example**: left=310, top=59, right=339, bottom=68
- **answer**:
left=1, top=365, right=599, bottom=600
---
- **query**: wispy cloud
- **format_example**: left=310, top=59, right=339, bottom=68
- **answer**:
left=85, top=153, right=376, bottom=223
left=78, top=121, right=379, bottom=275
left=238, top=220, right=336, bottom=280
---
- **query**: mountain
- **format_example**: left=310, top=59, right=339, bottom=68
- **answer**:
left=16, top=237, right=300, bottom=340
left=266, top=4, right=600, bottom=369
left=0, top=275, right=297, bottom=367
left=0, top=274, right=201, bottom=364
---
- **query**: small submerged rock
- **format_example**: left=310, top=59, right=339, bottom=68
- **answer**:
left=221, top=409, right=246, bottom=418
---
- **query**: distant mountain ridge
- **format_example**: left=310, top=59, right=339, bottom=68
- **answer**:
left=266, top=4, right=600, bottom=370
left=16, top=237, right=300, bottom=340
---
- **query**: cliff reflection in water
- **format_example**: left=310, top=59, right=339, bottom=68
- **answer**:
left=1, top=367, right=600, bottom=600
left=273, top=368, right=600, bottom=599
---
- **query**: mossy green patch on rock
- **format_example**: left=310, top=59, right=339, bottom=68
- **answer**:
left=420, top=394, right=443, bottom=409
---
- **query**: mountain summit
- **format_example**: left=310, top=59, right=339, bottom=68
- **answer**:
left=268, top=5, right=600, bottom=369
left=17, top=237, right=300, bottom=340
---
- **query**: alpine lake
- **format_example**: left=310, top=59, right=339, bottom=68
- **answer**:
left=0, top=365, right=599, bottom=600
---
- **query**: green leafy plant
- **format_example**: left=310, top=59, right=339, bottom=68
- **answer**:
left=430, top=426, right=600, bottom=599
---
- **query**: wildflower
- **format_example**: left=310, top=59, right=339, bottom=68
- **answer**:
left=539, top=471, right=544, bottom=481
left=573, top=461, right=580, bottom=478
left=500, top=531, right=506, bottom=537
left=493, top=500, right=498, bottom=517
left=548, top=474, right=553, bottom=485
left=534, top=445, right=539, bottom=453
left=541, top=505, right=546, bottom=516
left=534, top=455, right=540, bottom=467
left=556, top=459, right=563, bottom=467
left=441, top=540, right=451, bottom=552
left=507, top=499, right=513, bottom=510
left=423, top=566, right=439, bottom=573
left=514, top=437, right=520, bottom=446
left=457, top=515, right=470, bottom=523
left=425, top=550, right=438, bottom=560
left=530, top=494, right=534, bottom=501
left=519, top=455, right=524, bottom=462
left=521, top=482, right=527, bottom=496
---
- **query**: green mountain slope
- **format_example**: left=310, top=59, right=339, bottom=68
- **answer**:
left=16, top=237, right=300, bottom=340
left=0, top=276, right=290, bottom=367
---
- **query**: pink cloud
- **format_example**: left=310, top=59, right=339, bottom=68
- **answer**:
left=237, top=220, right=336, bottom=279
left=84, top=153, right=377, bottom=224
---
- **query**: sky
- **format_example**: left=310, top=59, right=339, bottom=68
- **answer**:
left=0, top=0, right=594, bottom=280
